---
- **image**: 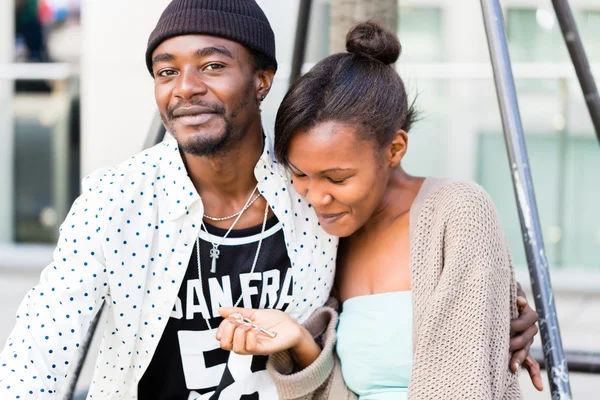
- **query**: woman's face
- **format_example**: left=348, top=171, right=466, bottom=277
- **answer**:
left=286, top=120, right=392, bottom=237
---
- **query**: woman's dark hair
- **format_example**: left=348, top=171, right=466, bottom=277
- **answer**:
left=274, top=20, right=417, bottom=167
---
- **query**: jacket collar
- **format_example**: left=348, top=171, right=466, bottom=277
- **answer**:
left=159, top=131, right=282, bottom=222
left=158, top=137, right=201, bottom=221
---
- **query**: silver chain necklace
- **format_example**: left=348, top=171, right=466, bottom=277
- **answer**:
left=201, top=185, right=258, bottom=273
left=203, top=192, right=262, bottom=221
left=179, top=147, right=261, bottom=223
left=196, top=200, right=270, bottom=330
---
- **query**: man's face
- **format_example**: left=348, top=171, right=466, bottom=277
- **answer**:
left=152, top=35, right=263, bottom=156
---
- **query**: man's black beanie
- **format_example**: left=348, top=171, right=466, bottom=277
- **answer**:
left=145, top=0, right=277, bottom=76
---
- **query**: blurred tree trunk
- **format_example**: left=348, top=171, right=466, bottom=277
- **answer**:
left=329, top=0, right=398, bottom=54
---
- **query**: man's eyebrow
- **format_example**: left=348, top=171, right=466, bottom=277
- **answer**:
left=195, top=46, right=234, bottom=59
left=152, top=53, right=176, bottom=64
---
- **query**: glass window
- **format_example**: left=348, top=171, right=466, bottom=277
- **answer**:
left=498, top=7, right=600, bottom=271
left=507, top=8, right=600, bottom=94
left=13, top=82, right=80, bottom=244
left=398, top=7, right=444, bottom=62
left=5, top=0, right=82, bottom=244
left=395, top=7, right=447, bottom=176
left=507, top=8, right=600, bottom=63
left=476, top=132, right=600, bottom=271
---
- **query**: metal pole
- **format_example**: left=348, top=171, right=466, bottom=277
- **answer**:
left=551, top=0, right=600, bottom=145
left=532, top=348, right=600, bottom=375
left=143, top=112, right=167, bottom=149
left=289, top=0, right=313, bottom=87
left=479, top=1, right=572, bottom=398
left=62, top=304, right=104, bottom=400
left=555, top=79, right=568, bottom=267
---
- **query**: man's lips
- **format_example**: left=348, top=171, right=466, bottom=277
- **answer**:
left=172, top=105, right=216, bottom=117
left=176, top=114, right=216, bottom=126
left=172, top=106, right=219, bottom=127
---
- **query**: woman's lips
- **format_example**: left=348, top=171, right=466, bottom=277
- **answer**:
left=316, top=212, right=347, bottom=224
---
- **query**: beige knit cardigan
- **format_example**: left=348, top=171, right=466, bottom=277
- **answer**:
left=266, top=178, right=523, bottom=399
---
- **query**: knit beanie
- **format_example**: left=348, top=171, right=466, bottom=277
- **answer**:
left=145, top=0, right=277, bottom=75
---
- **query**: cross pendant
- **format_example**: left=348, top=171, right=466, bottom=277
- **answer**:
left=209, top=245, right=220, bottom=273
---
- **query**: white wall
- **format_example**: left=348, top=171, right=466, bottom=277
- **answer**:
left=80, top=0, right=171, bottom=177
left=0, top=0, right=15, bottom=242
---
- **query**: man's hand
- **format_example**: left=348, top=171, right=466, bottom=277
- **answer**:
left=216, top=307, right=304, bottom=356
left=216, top=307, right=322, bottom=369
left=510, top=283, right=544, bottom=391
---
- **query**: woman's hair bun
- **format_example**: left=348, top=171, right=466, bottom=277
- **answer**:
left=345, top=20, right=401, bottom=65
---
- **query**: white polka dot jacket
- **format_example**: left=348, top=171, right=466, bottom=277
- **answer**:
left=0, top=133, right=338, bottom=399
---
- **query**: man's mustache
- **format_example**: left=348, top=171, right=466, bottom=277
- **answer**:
left=166, top=100, right=226, bottom=121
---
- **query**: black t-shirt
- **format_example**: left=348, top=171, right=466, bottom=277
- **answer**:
left=139, top=216, right=293, bottom=400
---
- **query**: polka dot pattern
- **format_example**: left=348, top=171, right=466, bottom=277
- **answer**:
left=0, top=133, right=337, bottom=399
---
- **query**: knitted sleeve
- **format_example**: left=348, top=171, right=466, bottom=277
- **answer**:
left=266, top=303, right=357, bottom=400
left=409, top=182, right=522, bottom=399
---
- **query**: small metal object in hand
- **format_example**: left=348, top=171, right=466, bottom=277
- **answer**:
left=228, top=313, right=277, bottom=338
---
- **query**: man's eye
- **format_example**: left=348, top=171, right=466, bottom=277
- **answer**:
left=158, top=69, right=177, bottom=77
left=204, top=63, right=224, bottom=71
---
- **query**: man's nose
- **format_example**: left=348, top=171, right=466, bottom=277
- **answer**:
left=173, top=66, right=207, bottom=99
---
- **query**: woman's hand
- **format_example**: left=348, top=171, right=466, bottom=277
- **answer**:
left=510, top=283, right=543, bottom=391
left=216, top=307, right=322, bottom=369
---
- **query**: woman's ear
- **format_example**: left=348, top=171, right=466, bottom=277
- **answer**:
left=387, top=130, right=408, bottom=168
left=255, top=68, right=275, bottom=102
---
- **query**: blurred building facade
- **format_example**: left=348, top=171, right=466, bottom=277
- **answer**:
left=0, top=0, right=599, bottom=288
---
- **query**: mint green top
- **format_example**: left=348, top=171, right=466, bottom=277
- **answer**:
left=336, top=291, right=412, bottom=400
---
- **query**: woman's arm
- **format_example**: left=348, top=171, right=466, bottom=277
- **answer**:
left=290, top=326, right=323, bottom=369
left=409, top=182, right=522, bottom=400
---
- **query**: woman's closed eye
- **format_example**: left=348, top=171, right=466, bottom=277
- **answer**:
left=291, top=170, right=307, bottom=179
left=327, top=177, right=348, bottom=184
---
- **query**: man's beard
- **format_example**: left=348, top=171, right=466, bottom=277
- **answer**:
left=176, top=115, right=234, bottom=157
left=162, top=83, right=253, bottom=157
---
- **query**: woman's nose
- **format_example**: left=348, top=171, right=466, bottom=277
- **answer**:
left=306, top=181, right=333, bottom=208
